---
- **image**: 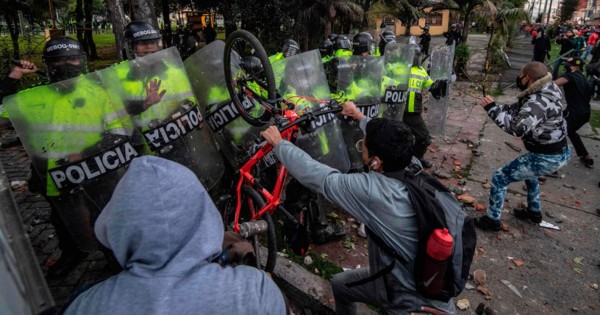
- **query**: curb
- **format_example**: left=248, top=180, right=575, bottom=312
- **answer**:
left=260, top=247, right=376, bottom=314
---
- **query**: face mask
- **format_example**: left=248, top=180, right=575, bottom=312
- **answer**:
left=48, top=63, right=83, bottom=83
left=516, top=75, right=528, bottom=91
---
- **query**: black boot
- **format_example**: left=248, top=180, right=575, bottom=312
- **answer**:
left=513, top=208, right=543, bottom=224
left=312, top=225, right=346, bottom=244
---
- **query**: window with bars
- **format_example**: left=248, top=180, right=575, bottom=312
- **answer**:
left=426, top=13, right=443, bottom=26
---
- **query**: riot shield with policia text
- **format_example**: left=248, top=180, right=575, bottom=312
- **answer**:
left=276, top=49, right=350, bottom=172
left=425, top=44, right=454, bottom=136
left=4, top=72, right=137, bottom=251
left=331, top=55, right=383, bottom=171
left=100, top=47, right=224, bottom=190
left=184, top=41, right=268, bottom=170
left=381, top=42, right=415, bottom=121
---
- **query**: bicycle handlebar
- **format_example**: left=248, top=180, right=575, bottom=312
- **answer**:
left=277, top=102, right=343, bottom=133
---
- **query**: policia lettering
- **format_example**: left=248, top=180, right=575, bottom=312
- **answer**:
left=205, top=95, right=254, bottom=132
left=143, top=105, right=204, bottom=150
left=383, top=89, right=408, bottom=104
left=49, top=141, right=139, bottom=190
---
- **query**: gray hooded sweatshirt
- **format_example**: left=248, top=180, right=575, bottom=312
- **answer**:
left=274, top=118, right=455, bottom=314
left=64, top=156, right=286, bottom=315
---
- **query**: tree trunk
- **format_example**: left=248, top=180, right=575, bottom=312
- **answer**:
left=84, top=0, right=99, bottom=59
left=325, top=20, right=332, bottom=37
left=483, top=25, right=495, bottom=94
left=132, top=0, right=159, bottom=29
left=161, top=0, right=172, bottom=47
left=4, top=11, right=20, bottom=59
left=105, top=0, right=127, bottom=60
left=461, top=4, right=473, bottom=44
left=76, top=0, right=89, bottom=55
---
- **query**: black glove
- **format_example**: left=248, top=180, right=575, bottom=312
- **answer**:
left=429, top=79, right=448, bottom=100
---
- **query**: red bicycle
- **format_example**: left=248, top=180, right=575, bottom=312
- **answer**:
left=221, top=30, right=342, bottom=272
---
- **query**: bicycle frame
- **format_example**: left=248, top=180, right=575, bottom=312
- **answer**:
left=233, top=109, right=299, bottom=233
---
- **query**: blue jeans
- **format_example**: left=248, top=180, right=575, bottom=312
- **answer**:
left=486, top=146, right=571, bottom=221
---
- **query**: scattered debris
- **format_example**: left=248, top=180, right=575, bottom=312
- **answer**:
left=477, top=285, right=492, bottom=298
left=448, top=185, right=465, bottom=195
left=500, top=279, right=522, bottom=298
left=473, top=269, right=487, bottom=285
left=496, top=234, right=503, bottom=240
left=472, top=149, right=483, bottom=157
left=572, top=307, right=579, bottom=312
left=453, top=161, right=462, bottom=166
left=590, top=283, right=598, bottom=290
left=563, top=184, right=576, bottom=189
left=314, top=268, right=319, bottom=274
left=456, top=299, right=470, bottom=310
left=457, top=194, right=476, bottom=205
left=501, top=224, right=510, bottom=232
left=458, top=179, right=467, bottom=186
left=573, top=257, right=584, bottom=265
left=573, top=268, right=583, bottom=274
left=10, top=180, right=27, bottom=190
left=465, top=283, right=475, bottom=290
left=512, top=259, right=524, bottom=267
left=545, top=211, right=556, bottom=218
left=482, top=183, right=492, bottom=189
left=478, top=247, right=486, bottom=254
left=539, top=221, right=560, bottom=230
left=504, top=141, right=522, bottom=152
left=474, top=203, right=486, bottom=212
left=303, top=256, right=313, bottom=265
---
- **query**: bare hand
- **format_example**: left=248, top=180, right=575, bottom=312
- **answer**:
left=480, top=95, right=495, bottom=107
left=9, top=60, right=38, bottom=80
left=410, top=306, right=452, bottom=315
left=340, top=101, right=365, bottom=120
left=144, top=79, right=167, bottom=109
left=261, top=126, right=283, bottom=147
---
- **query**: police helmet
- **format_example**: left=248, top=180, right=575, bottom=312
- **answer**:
left=123, top=21, right=163, bottom=60
left=42, top=37, right=87, bottom=83
left=319, top=39, right=334, bottom=57
left=328, top=34, right=338, bottom=42
left=379, top=30, right=396, bottom=55
left=352, top=32, right=375, bottom=55
left=412, top=45, right=422, bottom=67
left=282, top=39, right=300, bottom=58
left=333, top=35, right=352, bottom=52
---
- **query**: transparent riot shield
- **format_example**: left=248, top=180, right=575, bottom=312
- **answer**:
left=4, top=72, right=137, bottom=251
left=425, top=44, right=455, bottom=136
left=335, top=55, right=383, bottom=171
left=0, top=162, right=55, bottom=315
left=276, top=50, right=350, bottom=172
left=184, top=41, right=266, bottom=170
left=381, top=42, right=415, bottom=121
left=100, top=46, right=224, bottom=190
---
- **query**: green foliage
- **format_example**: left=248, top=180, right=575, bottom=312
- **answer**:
left=455, top=43, right=471, bottom=67
left=490, top=36, right=509, bottom=71
left=559, top=0, right=579, bottom=23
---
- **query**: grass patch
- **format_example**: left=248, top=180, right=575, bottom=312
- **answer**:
left=283, top=248, right=343, bottom=281
left=590, top=109, right=600, bottom=129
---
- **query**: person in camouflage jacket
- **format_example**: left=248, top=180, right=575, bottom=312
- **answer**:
left=474, top=62, right=571, bottom=231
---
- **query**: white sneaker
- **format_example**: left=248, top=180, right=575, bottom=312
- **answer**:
left=357, top=223, right=367, bottom=238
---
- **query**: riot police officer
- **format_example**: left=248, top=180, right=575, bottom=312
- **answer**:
left=17, top=37, right=130, bottom=278
left=319, top=38, right=334, bottom=63
left=352, top=32, right=375, bottom=56
left=419, top=25, right=431, bottom=56
left=269, top=39, right=300, bottom=63
left=403, top=45, right=444, bottom=168
left=333, top=35, right=353, bottom=57
left=379, top=30, right=396, bottom=55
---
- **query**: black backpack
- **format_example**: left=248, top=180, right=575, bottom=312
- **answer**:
left=347, top=164, right=477, bottom=302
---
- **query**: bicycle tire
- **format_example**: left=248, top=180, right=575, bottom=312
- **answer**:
left=242, top=185, right=277, bottom=273
left=224, top=30, right=277, bottom=127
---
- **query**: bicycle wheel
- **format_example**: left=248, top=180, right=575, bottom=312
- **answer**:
left=241, top=185, right=277, bottom=273
left=224, top=30, right=277, bottom=127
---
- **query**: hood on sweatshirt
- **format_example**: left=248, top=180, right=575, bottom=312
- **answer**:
left=94, top=155, right=224, bottom=277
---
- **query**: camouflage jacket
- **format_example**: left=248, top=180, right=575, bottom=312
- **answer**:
left=484, top=72, right=567, bottom=154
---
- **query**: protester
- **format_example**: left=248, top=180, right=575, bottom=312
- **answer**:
left=475, top=62, right=570, bottom=231
left=0, top=60, right=38, bottom=100
left=261, top=103, right=455, bottom=314
left=583, top=27, right=598, bottom=60
left=531, top=28, right=551, bottom=62
left=553, top=30, right=577, bottom=79
left=554, top=57, right=594, bottom=168
left=443, top=24, right=462, bottom=46
left=63, top=156, right=287, bottom=315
